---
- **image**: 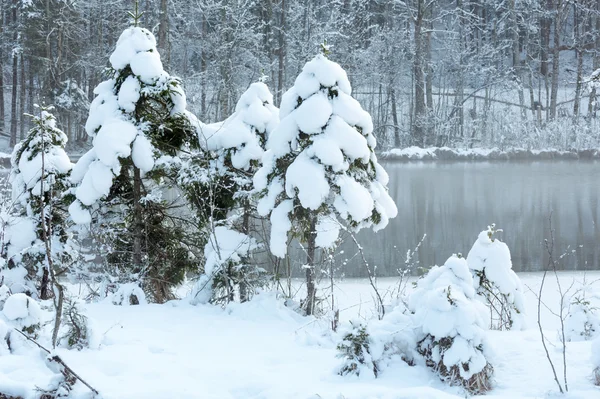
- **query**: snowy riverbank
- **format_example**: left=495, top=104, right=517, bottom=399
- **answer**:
left=380, top=146, right=600, bottom=161
left=1, top=272, right=599, bottom=399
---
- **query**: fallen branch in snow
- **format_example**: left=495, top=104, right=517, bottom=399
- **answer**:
left=12, top=329, right=100, bottom=396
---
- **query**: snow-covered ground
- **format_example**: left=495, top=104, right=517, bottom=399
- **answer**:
left=2, top=272, right=600, bottom=399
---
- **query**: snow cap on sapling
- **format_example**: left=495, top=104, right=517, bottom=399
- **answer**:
left=467, top=224, right=526, bottom=330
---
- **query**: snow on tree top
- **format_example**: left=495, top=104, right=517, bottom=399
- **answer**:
left=10, top=110, right=72, bottom=204
left=254, top=54, right=397, bottom=257
left=201, top=82, right=278, bottom=171
left=71, top=25, right=193, bottom=225
left=467, top=228, right=522, bottom=296
left=110, top=27, right=158, bottom=71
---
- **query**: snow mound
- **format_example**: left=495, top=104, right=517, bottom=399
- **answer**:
left=2, top=293, right=42, bottom=329
left=410, top=255, right=493, bottom=393
left=110, top=283, right=148, bottom=306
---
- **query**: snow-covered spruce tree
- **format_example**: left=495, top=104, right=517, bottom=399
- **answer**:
left=337, top=322, right=378, bottom=377
left=466, top=225, right=526, bottom=330
left=409, top=254, right=493, bottom=394
left=69, top=17, right=197, bottom=303
left=254, top=48, right=397, bottom=315
left=181, top=81, right=278, bottom=304
left=1, top=108, right=73, bottom=299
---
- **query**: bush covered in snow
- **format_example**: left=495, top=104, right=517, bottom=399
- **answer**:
left=110, top=282, right=148, bottom=306
left=254, top=50, right=397, bottom=314
left=69, top=26, right=198, bottom=302
left=467, top=225, right=526, bottom=330
left=2, top=293, right=42, bottom=339
left=190, top=226, right=260, bottom=305
left=565, top=295, right=599, bottom=342
left=337, top=304, right=416, bottom=378
left=59, top=297, right=93, bottom=350
left=337, top=322, right=378, bottom=377
left=1, top=108, right=74, bottom=299
left=410, top=255, right=493, bottom=394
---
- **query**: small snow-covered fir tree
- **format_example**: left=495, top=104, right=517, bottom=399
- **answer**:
left=181, top=81, right=278, bottom=303
left=565, top=294, right=599, bottom=342
left=337, top=322, right=378, bottom=377
left=409, top=254, right=493, bottom=394
left=1, top=108, right=73, bottom=299
left=254, top=49, right=397, bottom=314
left=189, top=226, right=258, bottom=305
left=466, top=225, right=526, bottom=330
left=69, top=16, right=197, bottom=302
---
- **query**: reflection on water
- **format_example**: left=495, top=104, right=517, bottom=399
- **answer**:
left=4, top=160, right=599, bottom=278
left=340, top=161, right=600, bottom=277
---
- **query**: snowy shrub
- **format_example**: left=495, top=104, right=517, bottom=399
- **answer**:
left=467, top=225, right=526, bottom=330
left=410, top=255, right=493, bottom=394
left=191, top=226, right=260, bottom=305
left=337, top=322, right=378, bottom=377
left=1, top=108, right=74, bottom=300
left=254, top=49, right=397, bottom=314
left=2, top=293, right=42, bottom=339
left=69, top=25, right=198, bottom=302
left=110, top=283, right=148, bottom=306
left=59, top=298, right=92, bottom=350
left=337, top=305, right=416, bottom=378
left=564, top=295, right=599, bottom=342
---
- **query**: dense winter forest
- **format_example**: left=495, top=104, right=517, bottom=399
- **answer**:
left=2, top=0, right=600, bottom=152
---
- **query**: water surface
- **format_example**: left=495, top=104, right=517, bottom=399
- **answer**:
left=341, top=161, right=600, bottom=277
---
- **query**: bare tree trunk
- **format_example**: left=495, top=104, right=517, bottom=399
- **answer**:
left=132, top=166, right=143, bottom=270
left=157, top=0, right=169, bottom=66
left=510, top=0, right=526, bottom=121
left=276, top=0, right=286, bottom=105
left=9, top=0, right=18, bottom=147
left=549, top=0, right=563, bottom=120
left=0, top=1, right=5, bottom=136
left=239, top=201, right=251, bottom=303
left=19, top=52, right=25, bottom=140
left=413, top=0, right=426, bottom=147
left=305, top=217, right=317, bottom=316
left=391, top=87, right=401, bottom=148
left=588, top=10, right=600, bottom=117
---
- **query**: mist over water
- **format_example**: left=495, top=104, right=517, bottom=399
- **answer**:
left=339, top=161, right=600, bottom=277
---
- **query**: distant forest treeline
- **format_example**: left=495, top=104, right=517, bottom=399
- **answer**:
left=1, top=0, right=600, bottom=151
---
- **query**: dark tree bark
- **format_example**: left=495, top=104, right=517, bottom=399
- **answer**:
left=132, top=166, right=143, bottom=270
left=276, top=0, right=286, bottom=105
left=9, top=0, right=18, bottom=147
left=304, top=217, right=317, bottom=316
